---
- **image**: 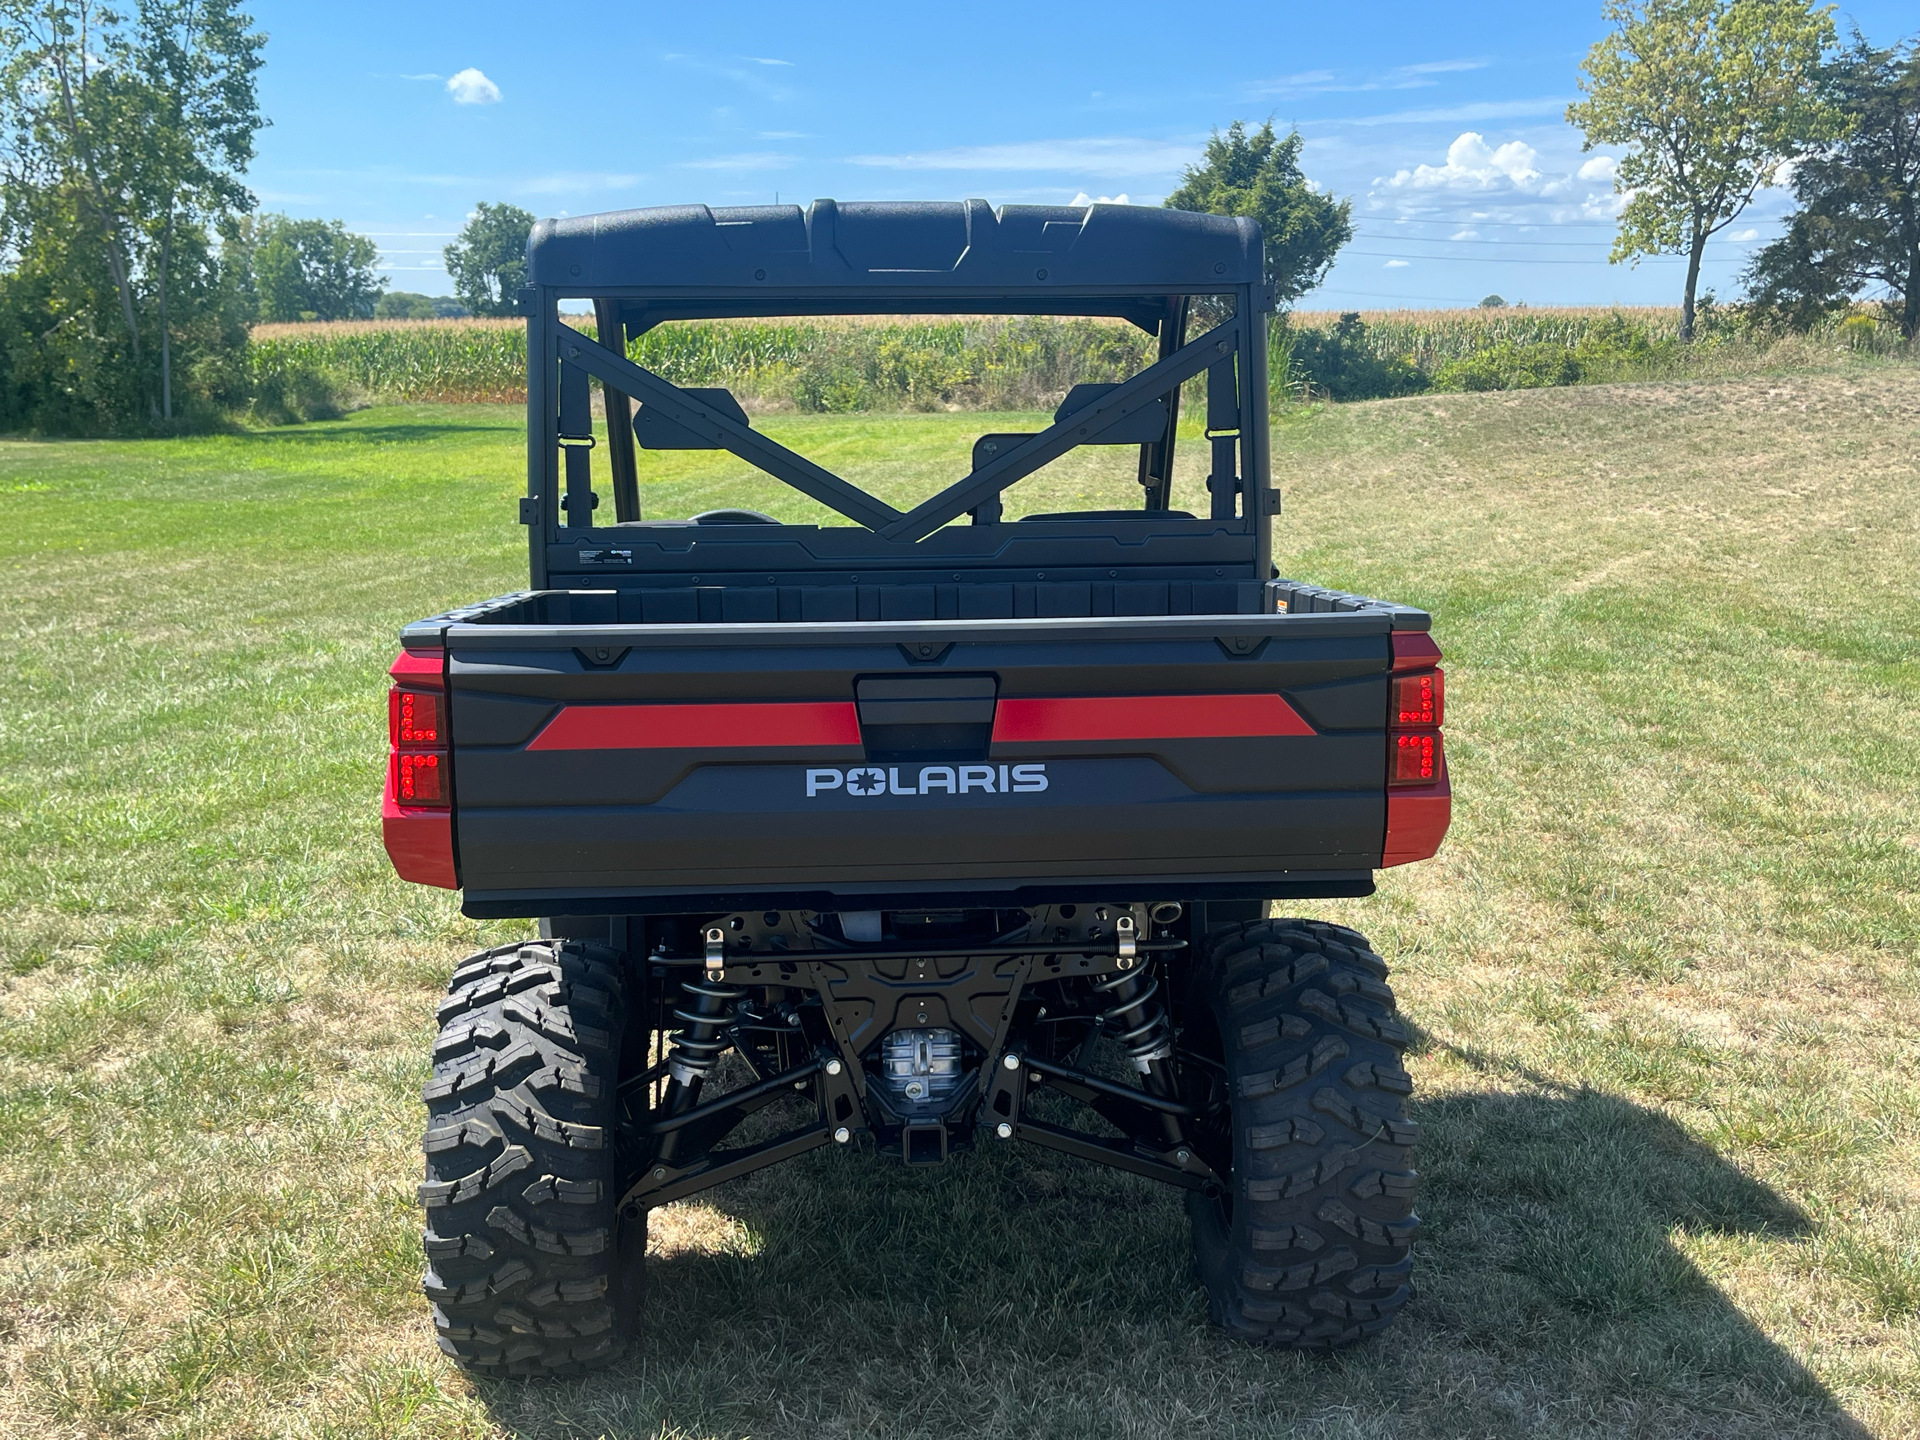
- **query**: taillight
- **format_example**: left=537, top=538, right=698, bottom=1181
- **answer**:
left=387, top=655, right=450, bottom=810
left=397, top=750, right=446, bottom=804
left=383, top=647, right=457, bottom=888
left=1391, top=670, right=1443, bottom=727
left=390, top=687, right=444, bottom=746
left=1393, top=731, right=1436, bottom=782
left=1388, top=632, right=1445, bottom=790
left=1384, top=631, right=1450, bottom=865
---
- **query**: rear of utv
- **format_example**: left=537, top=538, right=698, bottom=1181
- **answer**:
left=383, top=198, right=1451, bottom=1373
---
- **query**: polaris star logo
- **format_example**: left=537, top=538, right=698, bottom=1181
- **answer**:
left=806, top=763, right=1048, bottom=798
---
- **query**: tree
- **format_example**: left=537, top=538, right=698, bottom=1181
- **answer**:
left=130, top=0, right=266, bottom=416
left=375, top=291, right=435, bottom=319
left=1163, top=121, right=1352, bottom=309
left=1746, top=34, right=1920, bottom=337
left=1479, top=294, right=1509, bottom=308
left=0, top=0, right=263, bottom=427
left=374, top=291, right=471, bottom=319
left=252, top=215, right=381, bottom=322
left=1568, top=0, right=1845, bottom=339
left=443, top=202, right=534, bottom=317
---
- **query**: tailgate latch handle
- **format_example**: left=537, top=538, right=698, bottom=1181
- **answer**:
left=704, top=926, right=727, bottom=976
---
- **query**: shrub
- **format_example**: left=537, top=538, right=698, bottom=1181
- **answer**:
left=1285, top=313, right=1427, bottom=400
left=246, top=347, right=352, bottom=424
left=1839, top=313, right=1881, bottom=350
left=1433, top=341, right=1584, bottom=392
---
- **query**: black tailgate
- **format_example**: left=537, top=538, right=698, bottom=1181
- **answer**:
left=438, top=614, right=1396, bottom=914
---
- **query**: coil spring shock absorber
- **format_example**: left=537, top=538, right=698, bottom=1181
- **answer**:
left=1093, top=969, right=1174, bottom=1073
left=656, top=927, right=746, bottom=1164
left=1093, top=917, right=1183, bottom=1144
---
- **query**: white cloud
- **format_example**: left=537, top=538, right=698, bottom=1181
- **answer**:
left=1386, top=132, right=1540, bottom=191
left=1346, top=97, right=1572, bottom=127
left=661, top=52, right=793, bottom=100
left=757, top=130, right=809, bottom=139
left=1384, top=259, right=1410, bottom=267
left=397, top=72, right=441, bottom=81
left=1729, top=228, right=1759, bottom=241
left=1070, top=192, right=1133, bottom=205
left=1577, top=155, right=1617, bottom=183
left=446, top=68, right=501, bottom=105
left=515, top=171, right=642, bottom=194
left=1398, top=58, right=1488, bottom=75
left=847, top=136, right=1196, bottom=176
left=1451, top=228, right=1479, bottom=240
left=1251, top=58, right=1488, bottom=98
left=680, top=151, right=796, bottom=170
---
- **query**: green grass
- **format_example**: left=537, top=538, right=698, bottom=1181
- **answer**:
left=1, top=373, right=1917, bottom=1437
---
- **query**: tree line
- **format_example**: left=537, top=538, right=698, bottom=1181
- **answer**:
left=0, top=0, right=535, bottom=432
left=1567, top=0, right=1919, bottom=342
left=236, top=201, right=535, bottom=323
left=1, top=0, right=1914, bottom=435
left=1173, top=2, right=1917, bottom=345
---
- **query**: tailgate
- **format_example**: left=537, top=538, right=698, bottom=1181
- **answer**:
left=436, top=613, right=1400, bottom=913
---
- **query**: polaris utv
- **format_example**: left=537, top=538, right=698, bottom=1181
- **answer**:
left=383, top=199, right=1450, bottom=1374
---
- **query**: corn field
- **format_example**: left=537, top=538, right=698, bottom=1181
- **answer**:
left=1286, top=306, right=1688, bottom=369
left=246, top=305, right=1900, bottom=418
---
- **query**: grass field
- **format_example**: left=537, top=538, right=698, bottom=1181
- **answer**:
left=1, top=368, right=1917, bottom=1438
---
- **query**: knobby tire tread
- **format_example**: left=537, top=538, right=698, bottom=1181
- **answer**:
left=418, top=939, right=632, bottom=1375
left=1188, top=918, right=1420, bottom=1348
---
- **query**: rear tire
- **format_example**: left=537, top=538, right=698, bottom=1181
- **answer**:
left=1184, top=919, right=1420, bottom=1348
left=417, top=939, right=629, bottom=1375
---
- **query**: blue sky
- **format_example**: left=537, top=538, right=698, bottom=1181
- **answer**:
left=247, top=0, right=1915, bottom=309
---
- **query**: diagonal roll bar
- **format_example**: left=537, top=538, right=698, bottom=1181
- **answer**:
left=556, top=329, right=905, bottom=531
left=877, top=316, right=1244, bottom=541
left=555, top=316, right=1244, bottom=540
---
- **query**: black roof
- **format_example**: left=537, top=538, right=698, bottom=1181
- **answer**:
left=526, top=199, right=1260, bottom=294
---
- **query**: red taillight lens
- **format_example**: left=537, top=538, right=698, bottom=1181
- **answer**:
left=1392, top=669, right=1443, bottom=727
left=1392, top=730, right=1440, bottom=784
left=390, top=687, right=444, bottom=746
left=396, top=750, right=447, bottom=805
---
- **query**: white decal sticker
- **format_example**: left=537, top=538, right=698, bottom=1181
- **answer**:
left=805, top=764, right=1047, bottom=799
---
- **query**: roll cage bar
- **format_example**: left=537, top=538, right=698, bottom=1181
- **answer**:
left=518, top=200, right=1274, bottom=586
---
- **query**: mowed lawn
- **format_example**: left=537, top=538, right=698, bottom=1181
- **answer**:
left=0, top=371, right=1916, bottom=1439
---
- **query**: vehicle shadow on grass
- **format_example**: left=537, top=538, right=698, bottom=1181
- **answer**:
left=473, top=1085, right=1868, bottom=1440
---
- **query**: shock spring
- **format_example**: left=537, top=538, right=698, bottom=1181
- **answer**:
left=667, top=975, right=747, bottom=1088
left=1093, top=968, right=1174, bottom=1073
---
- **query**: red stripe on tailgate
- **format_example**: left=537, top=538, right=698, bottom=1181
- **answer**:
left=527, top=700, right=862, bottom=751
left=992, top=693, right=1314, bottom=743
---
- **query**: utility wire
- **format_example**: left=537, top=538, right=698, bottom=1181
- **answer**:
left=1356, top=232, right=1622, bottom=249
left=1341, top=248, right=1750, bottom=266
left=1362, top=216, right=1624, bottom=231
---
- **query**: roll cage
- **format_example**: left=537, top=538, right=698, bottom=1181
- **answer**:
left=520, top=199, right=1274, bottom=591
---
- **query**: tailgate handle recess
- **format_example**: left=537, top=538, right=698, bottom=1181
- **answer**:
left=855, top=676, right=997, bottom=728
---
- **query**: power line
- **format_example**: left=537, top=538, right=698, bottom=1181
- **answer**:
left=1342, top=248, right=1745, bottom=266
left=1362, top=216, right=1624, bottom=230
left=1308, top=288, right=1485, bottom=304
left=1355, top=230, right=1770, bottom=251
left=1356, top=231, right=1620, bottom=249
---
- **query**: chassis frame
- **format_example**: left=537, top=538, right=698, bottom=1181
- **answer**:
left=603, top=903, right=1231, bottom=1218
